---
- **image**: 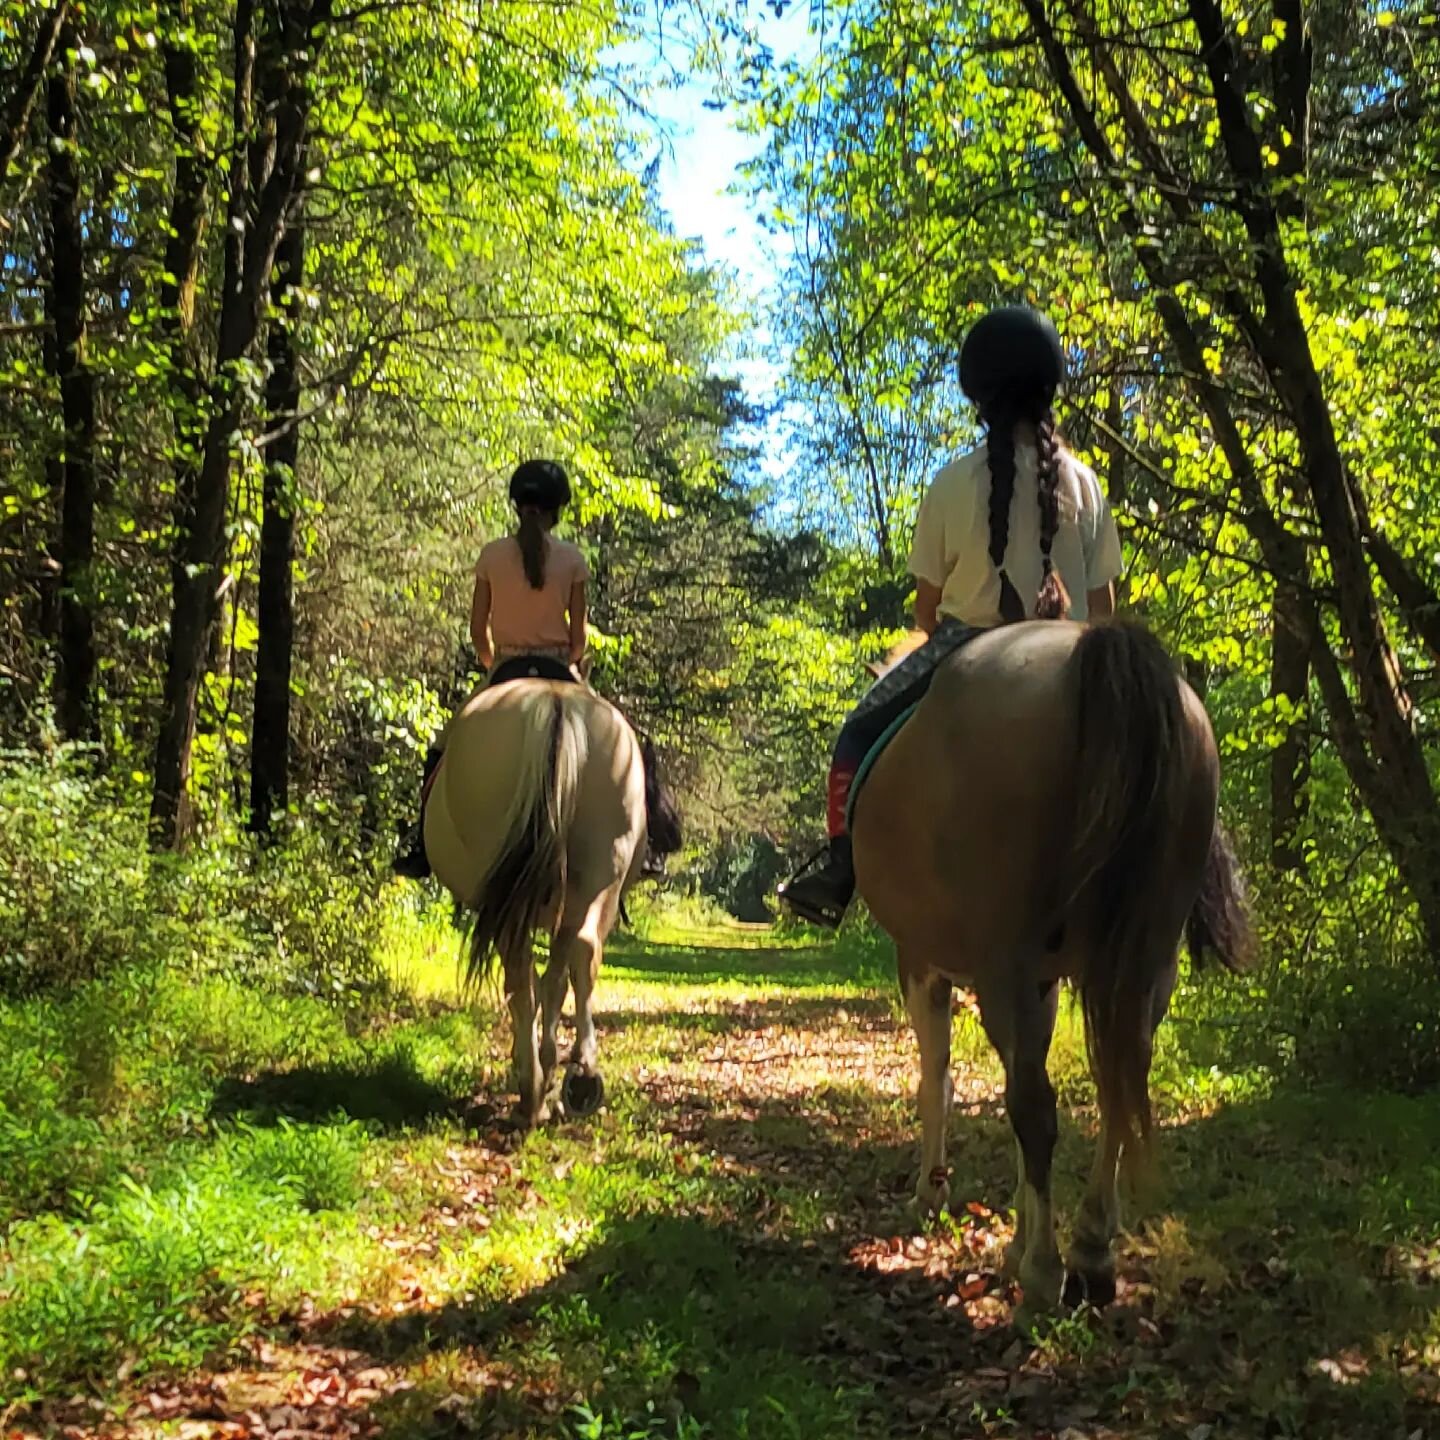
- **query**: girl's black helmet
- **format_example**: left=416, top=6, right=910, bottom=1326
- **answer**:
left=509, top=459, right=570, bottom=511
left=959, top=306, right=1066, bottom=407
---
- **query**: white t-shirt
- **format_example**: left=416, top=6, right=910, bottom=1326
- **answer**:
left=907, top=441, right=1123, bottom=626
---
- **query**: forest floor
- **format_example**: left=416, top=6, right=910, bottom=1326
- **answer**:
left=4, top=914, right=1439, bottom=1439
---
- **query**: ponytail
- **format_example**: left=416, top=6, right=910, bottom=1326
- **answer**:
left=981, top=392, right=1071, bottom=624
left=516, top=506, right=550, bottom=590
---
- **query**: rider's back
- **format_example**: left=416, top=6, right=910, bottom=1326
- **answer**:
left=912, top=444, right=1119, bottom=630
left=477, top=535, right=586, bottom=654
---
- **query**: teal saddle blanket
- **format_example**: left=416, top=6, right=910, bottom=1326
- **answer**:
left=844, top=704, right=919, bottom=834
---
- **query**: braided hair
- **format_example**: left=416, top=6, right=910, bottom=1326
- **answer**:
left=961, top=306, right=1072, bottom=624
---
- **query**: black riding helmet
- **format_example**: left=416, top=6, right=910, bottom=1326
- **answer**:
left=959, top=306, right=1066, bottom=407
left=509, top=458, right=571, bottom=512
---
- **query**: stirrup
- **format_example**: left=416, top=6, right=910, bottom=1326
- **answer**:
left=778, top=846, right=850, bottom=929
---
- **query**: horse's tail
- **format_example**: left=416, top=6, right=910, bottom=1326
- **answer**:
left=1186, top=820, right=1254, bottom=974
left=1066, top=620, right=1197, bottom=1170
left=465, top=689, right=586, bottom=995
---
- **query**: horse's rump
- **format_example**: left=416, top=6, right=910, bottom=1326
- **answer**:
left=464, top=688, right=587, bottom=993
left=425, top=681, right=644, bottom=990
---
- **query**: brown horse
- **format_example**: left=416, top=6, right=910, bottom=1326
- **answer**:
left=851, top=619, right=1250, bottom=1325
left=425, top=679, right=647, bottom=1126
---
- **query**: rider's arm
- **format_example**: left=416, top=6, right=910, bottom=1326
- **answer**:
left=914, top=580, right=942, bottom=636
left=1086, top=581, right=1115, bottom=620
left=470, top=575, right=494, bottom=670
left=568, top=580, right=588, bottom=664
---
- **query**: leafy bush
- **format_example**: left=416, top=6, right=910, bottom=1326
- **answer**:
left=0, top=754, right=397, bottom=1004
left=0, top=755, right=154, bottom=994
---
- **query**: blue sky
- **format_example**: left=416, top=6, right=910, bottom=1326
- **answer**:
left=630, top=4, right=821, bottom=469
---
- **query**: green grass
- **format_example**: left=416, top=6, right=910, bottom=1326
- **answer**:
left=2, top=903, right=1437, bottom=1438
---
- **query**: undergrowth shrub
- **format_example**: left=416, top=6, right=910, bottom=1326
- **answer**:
left=0, top=753, right=396, bottom=1003
left=0, top=755, right=152, bottom=994
left=0, top=1167, right=351, bottom=1397
left=225, top=1118, right=366, bottom=1212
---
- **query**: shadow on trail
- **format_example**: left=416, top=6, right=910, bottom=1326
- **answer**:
left=211, top=1054, right=461, bottom=1129
left=629, top=1066, right=1440, bottom=1438
left=321, top=1211, right=995, bottom=1438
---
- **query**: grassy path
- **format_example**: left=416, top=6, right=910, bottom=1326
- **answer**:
left=7, top=918, right=1439, bottom=1438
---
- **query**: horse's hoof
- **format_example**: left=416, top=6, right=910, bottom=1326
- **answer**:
left=1062, top=1266, right=1116, bottom=1310
left=462, top=1098, right=498, bottom=1130
left=561, top=1068, right=605, bottom=1117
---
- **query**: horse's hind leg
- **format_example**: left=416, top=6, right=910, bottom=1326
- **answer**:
left=551, top=909, right=607, bottom=1116
left=565, top=927, right=601, bottom=1072
left=979, top=975, right=1063, bottom=1322
left=901, top=952, right=953, bottom=1215
left=504, top=946, right=545, bottom=1127
left=535, top=940, right=573, bottom=1118
left=1066, top=950, right=1177, bottom=1307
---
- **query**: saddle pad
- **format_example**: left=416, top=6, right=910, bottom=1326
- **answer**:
left=845, top=702, right=919, bottom=834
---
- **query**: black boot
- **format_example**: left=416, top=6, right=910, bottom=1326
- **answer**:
left=392, top=746, right=441, bottom=880
left=392, top=819, right=430, bottom=879
left=778, top=834, right=854, bottom=929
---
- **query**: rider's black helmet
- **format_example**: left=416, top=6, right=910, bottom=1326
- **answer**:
left=509, top=459, right=571, bottom=512
left=959, top=306, right=1066, bottom=407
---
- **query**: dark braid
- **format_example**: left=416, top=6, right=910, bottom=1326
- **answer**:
left=982, top=401, right=1027, bottom=624
left=1034, top=409, right=1072, bottom=620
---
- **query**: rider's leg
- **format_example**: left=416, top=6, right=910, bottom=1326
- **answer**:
left=393, top=742, right=443, bottom=879
left=779, top=621, right=979, bottom=927
left=640, top=735, right=682, bottom=876
left=776, top=714, right=890, bottom=925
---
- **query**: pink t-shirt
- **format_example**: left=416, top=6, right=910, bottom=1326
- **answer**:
left=474, top=535, right=588, bottom=652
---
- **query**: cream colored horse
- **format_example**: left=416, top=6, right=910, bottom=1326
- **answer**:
left=425, top=680, right=646, bottom=1126
left=852, top=620, right=1250, bottom=1325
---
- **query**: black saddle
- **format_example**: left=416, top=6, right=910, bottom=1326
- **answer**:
left=488, top=654, right=577, bottom=688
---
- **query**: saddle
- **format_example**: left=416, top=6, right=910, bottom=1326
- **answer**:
left=488, top=654, right=579, bottom=688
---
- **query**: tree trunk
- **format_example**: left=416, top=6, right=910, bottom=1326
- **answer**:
left=1027, top=0, right=1440, bottom=960
left=150, top=0, right=325, bottom=846
left=151, top=0, right=258, bottom=846
left=44, top=27, right=97, bottom=743
left=160, top=3, right=211, bottom=600
left=0, top=0, right=69, bottom=192
left=1184, top=0, right=1440, bottom=949
left=1269, top=583, right=1309, bottom=871
left=249, top=216, right=305, bottom=836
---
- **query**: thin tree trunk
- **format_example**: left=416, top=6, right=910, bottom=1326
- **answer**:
left=151, top=0, right=258, bottom=846
left=160, top=3, right=210, bottom=585
left=0, top=0, right=69, bottom=194
left=249, top=215, right=304, bottom=836
left=44, top=27, right=97, bottom=742
left=150, top=0, right=325, bottom=846
left=1184, top=0, right=1440, bottom=946
left=1269, top=584, right=1309, bottom=871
